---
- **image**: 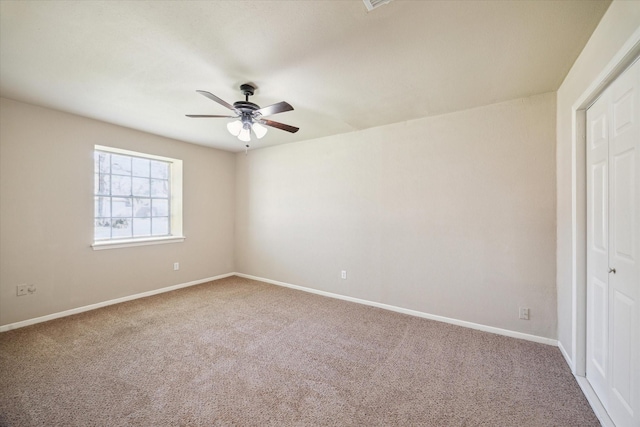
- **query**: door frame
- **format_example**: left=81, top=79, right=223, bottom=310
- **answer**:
left=568, top=30, right=640, bottom=424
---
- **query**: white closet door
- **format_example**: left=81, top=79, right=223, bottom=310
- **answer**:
left=587, top=58, right=639, bottom=427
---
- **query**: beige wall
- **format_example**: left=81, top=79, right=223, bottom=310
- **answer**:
left=236, top=93, right=557, bottom=339
left=556, top=1, right=640, bottom=366
left=0, top=97, right=235, bottom=326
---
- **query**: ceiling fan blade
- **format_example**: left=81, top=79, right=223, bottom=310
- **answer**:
left=196, top=90, right=235, bottom=111
left=260, top=119, right=299, bottom=133
left=255, top=101, right=294, bottom=117
left=186, top=114, right=236, bottom=118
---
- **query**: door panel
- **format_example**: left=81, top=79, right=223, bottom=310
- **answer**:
left=592, top=161, right=608, bottom=252
left=591, top=277, right=608, bottom=377
left=611, top=289, right=632, bottom=410
left=613, top=89, right=634, bottom=135
left=612, top=150, right=634, bottom=260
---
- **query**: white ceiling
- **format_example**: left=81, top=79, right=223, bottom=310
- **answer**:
left=0, top=0, right=610, bottom=152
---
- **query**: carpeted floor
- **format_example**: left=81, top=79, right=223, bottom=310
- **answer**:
left=0, top=276, right=598, bottom=426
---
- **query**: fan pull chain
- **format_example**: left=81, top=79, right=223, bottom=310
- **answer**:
left=245, top=144, right=249, bottom=155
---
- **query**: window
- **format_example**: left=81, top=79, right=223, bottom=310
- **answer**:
left=92, top=146, right=184, bottom=249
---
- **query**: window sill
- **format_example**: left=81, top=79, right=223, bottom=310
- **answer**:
left=91, top=236, right=185, bottom=251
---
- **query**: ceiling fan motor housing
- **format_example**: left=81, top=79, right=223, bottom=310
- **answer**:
left=233, top=101, right=260, bottom=127
left=233, top=101, right=260, bottom=113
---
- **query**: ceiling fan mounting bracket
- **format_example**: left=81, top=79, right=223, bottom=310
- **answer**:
left=240, top=83, right=255, bottom=98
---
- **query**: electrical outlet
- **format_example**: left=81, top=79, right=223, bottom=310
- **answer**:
left=341, top=270, right=347, bottom=279
left=173, top=262, right=180, bottom=271
left=27, top=284, right=36, bottom=294
left=16, top=284, right=28, bottom=296
left=519, top=307, right=530, bottom=320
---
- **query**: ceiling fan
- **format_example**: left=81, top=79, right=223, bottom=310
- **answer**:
left=186, top=83, right=299, bottom=146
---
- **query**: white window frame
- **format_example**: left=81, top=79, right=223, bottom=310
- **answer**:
left=91, top=145, right=185, bottom=250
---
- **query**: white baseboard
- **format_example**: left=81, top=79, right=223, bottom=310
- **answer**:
left=0, top=272, right=235, bottom=332
left=235, top=273, right=558, bottom=346
left=575, top=375, right=615, bottom=427
left=1, top=271, right=558, bottom=347
left=559, top=341, right=611, bottom=427
left=558, top=340, right=575, bottom=372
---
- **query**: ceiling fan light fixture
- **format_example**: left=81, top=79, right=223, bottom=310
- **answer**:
left=252, top=122, right=268, bottom=139
left=227, top=119, right=242, bottom=136
left=238, top=125, right=251, bottom=142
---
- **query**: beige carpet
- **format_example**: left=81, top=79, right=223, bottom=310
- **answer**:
left=0, top=276, right=598, bottom=426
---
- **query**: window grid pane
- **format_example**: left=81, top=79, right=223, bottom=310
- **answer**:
left=94, top=150, right=171, bottom=241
